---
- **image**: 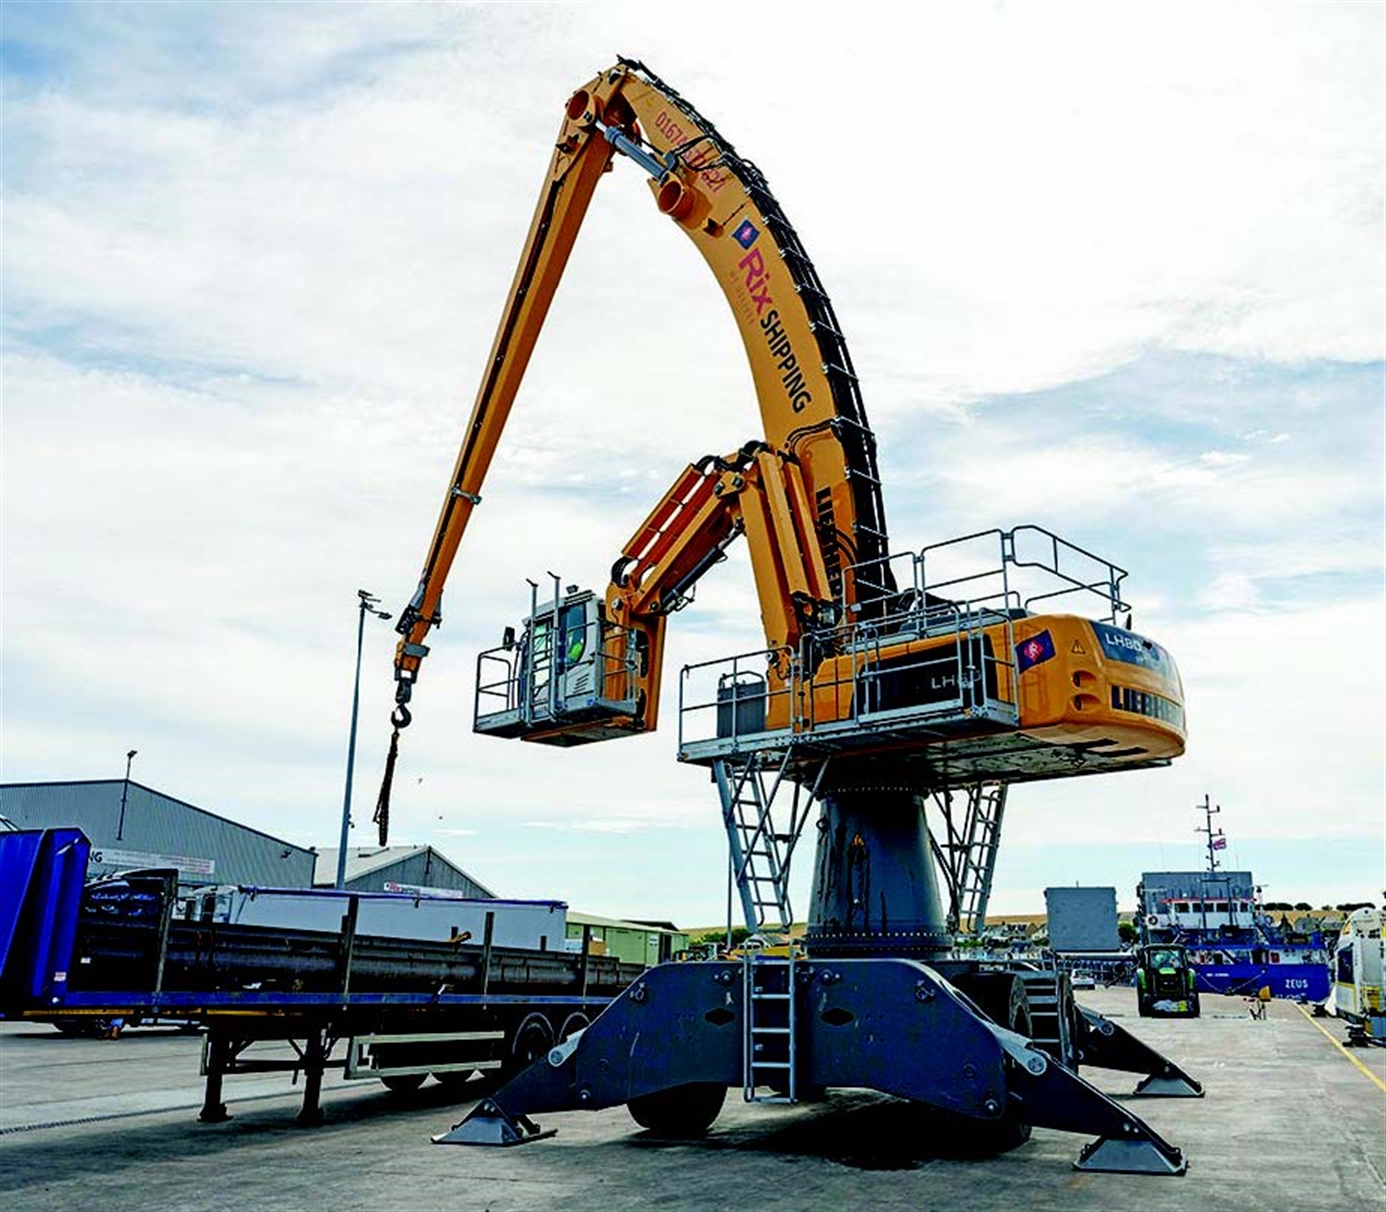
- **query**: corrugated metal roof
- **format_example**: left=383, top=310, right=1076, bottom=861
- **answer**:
left=0, top=780, right=316, bottom=888
left=313, top=845, right=495, bottom=897
left=568, top=910, right=685, bottom=935
left=314, top=845, right=427, bottom=882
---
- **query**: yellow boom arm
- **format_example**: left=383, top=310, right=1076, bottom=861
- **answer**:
left=390, top=58, right=893, bottom=729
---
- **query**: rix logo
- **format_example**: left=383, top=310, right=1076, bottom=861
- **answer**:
left=737, top=247, right=773, bottom=314
left=736, top=233, right=813, bottom=412
left=733, top=219, right=759, bottom=249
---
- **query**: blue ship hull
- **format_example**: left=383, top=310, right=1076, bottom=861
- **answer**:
left=1192, top=961, right=1329, bottom=1001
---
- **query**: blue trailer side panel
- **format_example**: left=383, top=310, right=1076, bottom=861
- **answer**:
left=0, top=828, right=89, bottom=1007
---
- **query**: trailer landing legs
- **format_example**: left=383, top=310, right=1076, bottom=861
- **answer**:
left=198, top=1027, right=341, bottom=1126
left=198, top=1032, right=232, bottom=1124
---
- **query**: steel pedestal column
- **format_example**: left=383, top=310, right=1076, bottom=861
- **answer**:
left=806, top=787, right=952, bottom=959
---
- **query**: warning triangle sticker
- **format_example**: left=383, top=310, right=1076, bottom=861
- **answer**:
left=1071, top=640, right=1087, bottom=655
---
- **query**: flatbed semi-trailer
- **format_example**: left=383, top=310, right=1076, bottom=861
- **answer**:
left=0, top=829, right=643, bottom=1124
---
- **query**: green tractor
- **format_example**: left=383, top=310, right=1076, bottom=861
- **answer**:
left=1135, top=944, right=1201, bottom=1018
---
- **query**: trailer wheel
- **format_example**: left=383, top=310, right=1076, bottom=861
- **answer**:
left=379, top=1073, right=427, bottom=1094
left=506, top=1013, right=555, bottom=1074
left=627, top=1083, right=727, bottom=1137
left=53, top=1017, right=120, bottom=1039
left=431, top=1069, right=488, bottom=1093
left=558, top=1012, right=590, bottom=1042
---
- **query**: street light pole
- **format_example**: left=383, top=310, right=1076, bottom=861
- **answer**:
left=117, top=749, right=137, bottom=841
left=336, top=591, right=392, bottom=890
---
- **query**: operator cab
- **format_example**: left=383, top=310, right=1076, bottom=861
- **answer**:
left=474, top=583, right=645, bottom=746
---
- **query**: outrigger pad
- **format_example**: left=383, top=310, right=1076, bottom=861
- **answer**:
left=1132, top=1071, right=1204, bottom=1098
left=432, top=1099, right=556, bottom=1147
left=1076, top=1006, right=1204, bottom=1098
left=1076, top=1135, right=1187, bottom=1176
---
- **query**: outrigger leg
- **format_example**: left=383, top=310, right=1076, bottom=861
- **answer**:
left=435, top=960, right=1189, bottom=1175
left=1075, top=1005, right=1205, bottom=1097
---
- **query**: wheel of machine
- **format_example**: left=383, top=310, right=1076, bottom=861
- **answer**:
left=505, top=1012, right=555, bottom=1076
left=1051, top=972, right=1079, bottom=1070
left=379, top=1072, right=427, bottom=1093
left=956, top=972, right=1030, bottom=1035
left=951, top=972, right=1034, bottom=1151
left=627, top=1082, right=727, bottom=1137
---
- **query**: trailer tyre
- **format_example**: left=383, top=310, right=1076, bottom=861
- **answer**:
left=432, top=1069, right=490, bottom=1094
left=507, top=1013, right=555, bottom=1075
left=558, top=1012, right=591, bottom=1042
left=380, top=1073, right=427, bottom=1094
left=628, top=1082, right=727, bottom=1137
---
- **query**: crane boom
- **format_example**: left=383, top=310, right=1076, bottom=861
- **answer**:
left=390, top=58, right=891, bottom=726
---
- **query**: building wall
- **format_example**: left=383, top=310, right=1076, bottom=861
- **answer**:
left=0, top=780, right=315, bottom=889
left=345, top=849, right=492, bottom=898
left=566, top=916, right=690, bottom=966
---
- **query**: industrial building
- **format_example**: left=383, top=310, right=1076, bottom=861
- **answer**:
left=0, top=779, right=315, bottom=888
left=566, top=912, right=689, bottom=965
left=312, top=845, right=494, bottom=897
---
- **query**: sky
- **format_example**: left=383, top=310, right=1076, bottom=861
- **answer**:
left=2, top=1, right=1382, bottom=927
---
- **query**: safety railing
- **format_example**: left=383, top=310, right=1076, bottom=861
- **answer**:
left=676, top=645, right=796, bottom=757
left=474, top=612, right=641, bottom=736
left=676, top=524, right=1131, bottom=761
left=676, top=602, right=1019, bottom=760
left=914, top=525, right=1129, bottom=624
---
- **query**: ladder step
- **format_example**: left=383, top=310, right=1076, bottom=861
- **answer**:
left=751, top=1061, right=792, bottom=1069
left=751, top=1027, right=792, bottom=1034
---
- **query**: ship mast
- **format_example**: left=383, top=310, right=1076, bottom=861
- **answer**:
left=1194, top=793, right=1226, bottom=933
left=1195, top=793, right=1225, bottom=873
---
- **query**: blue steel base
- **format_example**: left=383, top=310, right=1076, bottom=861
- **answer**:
left=1075, top=1005, right=1204, bottom=1097
left=435, top=958, right=1189, bottom=1175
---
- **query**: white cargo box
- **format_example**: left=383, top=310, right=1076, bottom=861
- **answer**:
left=215, top=887, right=567, bottom=952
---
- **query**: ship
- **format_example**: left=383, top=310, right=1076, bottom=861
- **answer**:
left=1136, top=797, right=1332, bottom=1002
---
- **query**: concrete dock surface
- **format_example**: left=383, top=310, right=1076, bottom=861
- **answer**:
left=2, top=987, right=1383, bottom=1211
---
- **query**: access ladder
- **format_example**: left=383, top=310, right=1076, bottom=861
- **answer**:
left=742, top=953, right=796, bottom=1103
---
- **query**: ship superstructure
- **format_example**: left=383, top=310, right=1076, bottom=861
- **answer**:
left=1137, top=797, right=1331, bottom=1001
